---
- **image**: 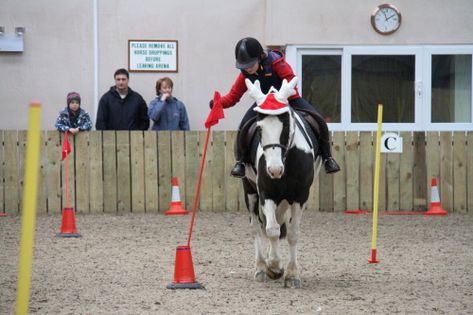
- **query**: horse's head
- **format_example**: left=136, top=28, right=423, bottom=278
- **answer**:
left=245, top=77, right=298, bottom=179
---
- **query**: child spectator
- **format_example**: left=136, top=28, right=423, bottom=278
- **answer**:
left=55, top=92, right=92, bottom=134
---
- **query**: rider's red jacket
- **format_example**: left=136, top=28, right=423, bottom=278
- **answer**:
left=220, top=50, right=301, bottom=109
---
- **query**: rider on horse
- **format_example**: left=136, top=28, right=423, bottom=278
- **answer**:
left=211, top=37, right=340, bottom=177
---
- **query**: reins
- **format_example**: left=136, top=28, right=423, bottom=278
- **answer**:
left=293, top=111, right=313, bottom=150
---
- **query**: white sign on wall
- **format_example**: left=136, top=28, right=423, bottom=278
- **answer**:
left=381, top=132, right=403, bottom=153
left=128, top=40, right=178, bottom=72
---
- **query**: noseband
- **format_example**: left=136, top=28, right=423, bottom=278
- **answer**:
left=262, top=143, right=288, bottom=154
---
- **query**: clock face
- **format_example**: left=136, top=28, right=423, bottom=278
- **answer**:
left=371, top=4, right=401, bottom=35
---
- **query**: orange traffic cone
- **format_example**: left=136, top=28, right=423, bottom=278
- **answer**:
left=57, top=207, right=81, bottom=237
left=425, top=178, right=448, bottom=216
left=166, top=245, right=203, bottom=289
left=165, top=177, right=189, bottom=215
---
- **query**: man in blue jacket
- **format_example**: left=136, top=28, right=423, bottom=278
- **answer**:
left=96, top=68, right=149, bottom=130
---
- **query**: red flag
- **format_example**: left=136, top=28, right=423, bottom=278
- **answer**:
left=204, top=91, right=225, bottom=128
left=62, top=131, right=71, bottom=160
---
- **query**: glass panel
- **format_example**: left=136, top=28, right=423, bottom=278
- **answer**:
left=351, top=55, right=415, bottom=123
left=302, top=55, right=341, bottom=123
left=431, top=55, right=472, bottom=123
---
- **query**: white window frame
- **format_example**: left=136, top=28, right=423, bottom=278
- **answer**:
left=423, top=45, right=473, bottom=131
left=286, top=45, right=473, bottom=131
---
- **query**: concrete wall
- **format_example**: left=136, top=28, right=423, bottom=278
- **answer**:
left=266, top=0, right=473, bottom=45
left=1, top=0, right=472, bottom=130
left=1, top=1, right=94, bottom=129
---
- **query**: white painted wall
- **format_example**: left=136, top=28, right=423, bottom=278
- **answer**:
left=266, top=0, right=473, bottom=45
left=1, top=0, right=472, bottom=130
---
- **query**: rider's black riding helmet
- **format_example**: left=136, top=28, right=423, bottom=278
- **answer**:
left=235, top=37, right=264, bottom=70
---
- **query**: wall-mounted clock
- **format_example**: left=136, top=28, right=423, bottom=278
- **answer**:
left=371, top=4, right=402, bottom=35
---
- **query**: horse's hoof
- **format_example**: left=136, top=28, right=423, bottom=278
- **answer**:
left=284, top=277, right=301, bottom=288
left=254, top=270, right=266, bottom=282
left=266, top=267, right=284, bottom=280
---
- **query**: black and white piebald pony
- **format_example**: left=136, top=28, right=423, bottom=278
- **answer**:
left=241, top=77, right=322, bottom=288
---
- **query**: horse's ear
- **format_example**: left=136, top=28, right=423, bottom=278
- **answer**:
left=245, top=79, right=266, bottom=105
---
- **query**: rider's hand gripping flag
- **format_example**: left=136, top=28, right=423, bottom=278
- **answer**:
left=62, top=131, right=71, bottom=160
left=204, top=91, right=224, bottom=128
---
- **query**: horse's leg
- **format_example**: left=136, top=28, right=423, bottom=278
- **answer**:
left=243, top=179, right=266, bottom=282
left=262, top=199, right=284, bottom=280
left=249, top=197, right=267, bottom=282
left=263, top=199, right=280, bottom=238
left=284, top=202, right=304, bottom=288
left=251, top=217, right=267, bottom=281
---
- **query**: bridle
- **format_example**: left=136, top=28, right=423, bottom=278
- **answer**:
left=260, top=108, right=296, bottom=163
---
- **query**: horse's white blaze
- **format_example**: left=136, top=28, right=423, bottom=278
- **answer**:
left=258, top=116, right=285, bottom=179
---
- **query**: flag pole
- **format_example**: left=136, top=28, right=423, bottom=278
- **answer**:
left=16, top=101, right=42, bottom=315
left=369, top=104, right=383, bottom=264
left=186, top=92, right=224, bottom=247
left=186, top=127, right=211, bottom=247
left=63, top=130, right=70, bottom=208
left=65, top=133, right=70, bottom=208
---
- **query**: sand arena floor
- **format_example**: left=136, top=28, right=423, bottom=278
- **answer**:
left=1, top=211, right=472, bottom=314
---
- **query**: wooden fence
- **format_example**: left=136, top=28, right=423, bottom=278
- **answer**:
left=0, top=130, right=471, bottom=214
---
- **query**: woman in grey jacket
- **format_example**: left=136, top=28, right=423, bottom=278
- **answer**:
left=148, top=77, right=190, bottom=131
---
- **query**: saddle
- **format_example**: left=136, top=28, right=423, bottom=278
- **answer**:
left=238, top=109, right=321, bottom=163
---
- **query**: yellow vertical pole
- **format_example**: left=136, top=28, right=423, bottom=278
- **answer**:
left=369, top=104, right=383, bottom=264
left=16, top=102, right=42, bottom=315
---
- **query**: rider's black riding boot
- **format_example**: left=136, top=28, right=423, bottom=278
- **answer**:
left=311, top=112, right=340, bottom=174
left=319, top=138, right=340, bottom=174
left=324, top=157, right=340, bottom=174
left=231, top=161, right=246, bottom=178
left=231, top=131, right=246, bottom=178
